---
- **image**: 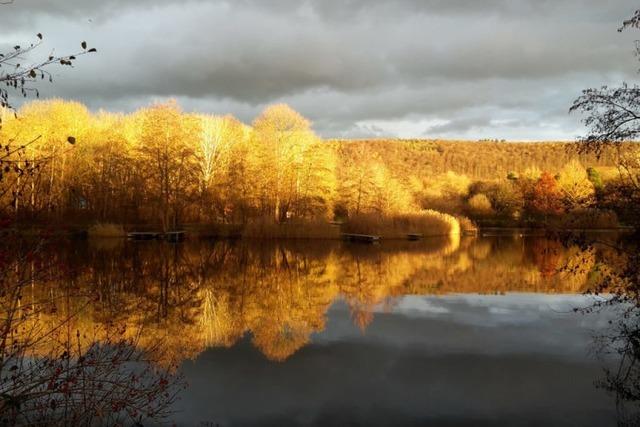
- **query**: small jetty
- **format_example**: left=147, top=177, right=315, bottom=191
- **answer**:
left=341, top=233, right=380, bottom=243
left=127, top=231, right=186, bottom=242
left=407, top=233, right=423, bottom=241
left=165, top=231, right=186, bottom=242
left=127, top=231, right=161, bottom=240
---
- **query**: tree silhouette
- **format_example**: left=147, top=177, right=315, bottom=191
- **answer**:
left=571, top=9, right=640, bottom=424
left=0, top=33, right=96, bottom=117
left=570, top=8, right=640, bottom=159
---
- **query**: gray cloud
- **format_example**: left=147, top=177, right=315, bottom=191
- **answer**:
left=1, top=0, right=638, bottom=139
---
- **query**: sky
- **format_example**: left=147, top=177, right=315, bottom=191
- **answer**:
left=1, top=0, right=639, bottom=140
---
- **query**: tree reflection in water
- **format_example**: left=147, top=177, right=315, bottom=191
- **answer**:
left=11, top=234, right=613, bottom=364
left=594, top=309, right=640, bottom=426
left=5, top=233, right=633, bottom=423
left=570, top=230, right=640, bottom=426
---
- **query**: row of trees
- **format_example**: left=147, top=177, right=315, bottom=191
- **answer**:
left=0, top=99, right=636, bottom=229
left=462, top=160, right=606, bottom=221
left=0, top=101, right=338, bottom=228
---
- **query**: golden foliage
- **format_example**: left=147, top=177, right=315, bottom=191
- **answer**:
left=558, top=159, right=595, bottom=207
left=467, top=193, right=494, bottom=215
left=0, top=99, right=630, bottom=230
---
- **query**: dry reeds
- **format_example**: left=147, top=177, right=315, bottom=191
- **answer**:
left=456, top=216, right=479, bottom=235
left=87, top=223, right=126, bottom=238
left=343, top=210, right=461, bottom=239
left=242, top=217, right=341, bottom=239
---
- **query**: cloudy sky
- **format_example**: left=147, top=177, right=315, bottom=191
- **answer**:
left=1, top=0, right=638, bottom=139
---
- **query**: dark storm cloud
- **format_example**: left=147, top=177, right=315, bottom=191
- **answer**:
left=1, top=0, right=638, bottom=138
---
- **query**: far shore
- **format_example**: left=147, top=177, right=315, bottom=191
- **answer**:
left=1, top=222, right=634, bottom=241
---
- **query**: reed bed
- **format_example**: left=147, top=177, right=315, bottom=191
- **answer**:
left=242, top=218, right=341, bottom=239
left=343, top=210, right=461, bottom=239
left=87, top=223, right=126, bottom=238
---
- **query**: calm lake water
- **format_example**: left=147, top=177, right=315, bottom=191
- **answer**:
left=27, top=234, right=635, bottom=426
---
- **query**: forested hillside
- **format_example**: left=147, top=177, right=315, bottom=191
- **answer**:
left=332, top=139, right=622, bottom=182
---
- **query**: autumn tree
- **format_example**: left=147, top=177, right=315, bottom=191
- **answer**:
left=490, top=181, right=524, bottom=218
left=557, top=159, right=595, bottom=209
left=0, top=4, right=95, bottom=219
left=220, top=132, right=259, bottom=223
left=467, top=193, right=494, bottom=216
left=195, top=114, right=247, bottom=221
left=74, top=112, right=139, bottom=222
left=368, top=162, right=414, bottom=215
left=293, top=141, right=337, bottom=219
left=251, top=104, right=326, bottom=222
left=419, top=170, right=471, bottom=213
left=337, top=144, right=413, bottom=217
left=0, top=99, right=91, bottom=218
left=531, top=172, right=564, bottom=220
left=336, top=143, right=378, bottom=217
left=136, top=102, right=199, bottom=230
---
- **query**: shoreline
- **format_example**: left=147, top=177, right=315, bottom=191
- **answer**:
left=0, top=224, right=633, bottom=242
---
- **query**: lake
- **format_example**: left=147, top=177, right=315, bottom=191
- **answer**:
left=18, top=233, right=634, bottom=426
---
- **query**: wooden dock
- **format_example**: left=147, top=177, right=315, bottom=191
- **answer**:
left=164, top=231, right=186, bottom=242
left=127, top=232, right=161, bottom=240
left=341, top=233, right=380, bottom=243
left=127, top=231, right=186, bottom=242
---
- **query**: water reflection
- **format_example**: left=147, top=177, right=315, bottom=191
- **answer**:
left=592, top=306, right=640, bottom=426
left=18, top=235, right=613, bottom=363
left=5, top=234, right=635, bottom=425
left=177, top=295, right=617, bottom=426
left=575, top=230, right=640, bottom=427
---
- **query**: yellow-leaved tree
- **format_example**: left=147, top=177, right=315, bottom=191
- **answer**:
left=196, top=114, right=247, bottom=221
left=4, top=99, right=91, bottom=217
left=558, top=159, right=595, bottom=208
left=252, top=104, right=332, bottom=222
left=135, top=102, right=200, bottom=230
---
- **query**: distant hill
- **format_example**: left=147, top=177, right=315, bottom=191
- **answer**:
left=331, top=139, right=626, bottom=181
